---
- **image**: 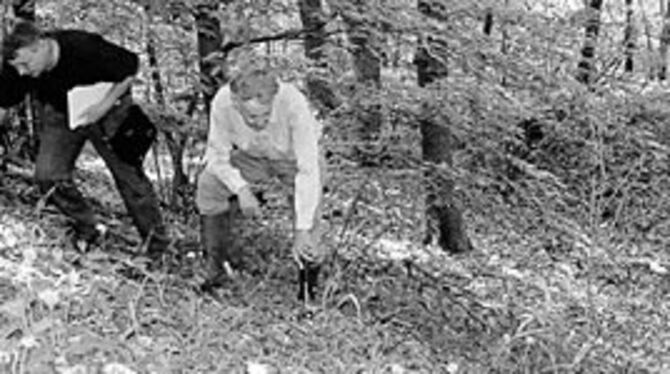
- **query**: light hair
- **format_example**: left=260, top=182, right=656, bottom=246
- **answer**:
left=229, top=52, right=278, bottom=103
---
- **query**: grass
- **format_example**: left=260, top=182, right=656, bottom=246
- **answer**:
left=0, top=160, right=454, bottom=374
left=1, top=149, right=670, bottom=373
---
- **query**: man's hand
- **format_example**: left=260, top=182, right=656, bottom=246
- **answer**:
left=293, top=229, right=320, bottom=265
left=237, top=185, right=261, bottom=218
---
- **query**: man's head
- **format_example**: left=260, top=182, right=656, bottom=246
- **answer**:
left=3, top=21, right=54, bottom=77
left=230, top=59, right=279, bottom=131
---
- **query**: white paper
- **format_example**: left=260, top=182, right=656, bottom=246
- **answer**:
left=67, top=82, right=114, bottom=129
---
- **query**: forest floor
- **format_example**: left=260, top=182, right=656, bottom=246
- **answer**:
left=1, top=145, right=670, bottom=373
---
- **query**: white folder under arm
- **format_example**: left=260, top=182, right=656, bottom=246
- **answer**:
left=67, top=82, right=113, bottom=129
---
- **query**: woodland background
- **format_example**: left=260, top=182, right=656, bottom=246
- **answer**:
left=2, top=0, right=670, bottom=372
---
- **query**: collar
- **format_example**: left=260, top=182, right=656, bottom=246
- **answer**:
left=43, top=38, right=60, bottom=72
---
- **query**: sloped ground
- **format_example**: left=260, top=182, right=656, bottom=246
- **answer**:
left=2, top=146, right=670, bottom=373
left=0, top=155, right=463, bottom=374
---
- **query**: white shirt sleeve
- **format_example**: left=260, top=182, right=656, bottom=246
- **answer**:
left=204, top=88, right=248, bottom=194
left=289, top=87, right=322, bottom=230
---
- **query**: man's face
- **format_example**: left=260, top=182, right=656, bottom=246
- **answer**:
left=10, top=41, right=50, bottom=77
left=235, top=74, right=276, bottom=131
left=238, top=97, right=273, bottom=131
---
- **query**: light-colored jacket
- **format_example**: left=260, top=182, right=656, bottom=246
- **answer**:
left=204, top=81, right=322, bottom=230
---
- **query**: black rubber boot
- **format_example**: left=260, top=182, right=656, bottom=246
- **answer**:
left=200, top=212, right=238, bottom=291
left=297, top=260, right=321, bottom=302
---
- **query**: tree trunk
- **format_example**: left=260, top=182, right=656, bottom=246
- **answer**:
left=501, top=0, right=511, bottom=86
left=297, top=0, right=339, bottom=112
left=194, top=2, right=225, bottom=111
left=623, top=0, right=635, bottom=72
left=0, top=0, right=10, bottom=170
left=7, top=0, right=37, bottom=162
left=341, top=1, right=383, bottom=166
left=576, top=0, right=604, bottom=85
left=415, top=0, right=473, bottom=254
left=659, top=0, right=670, bottom=79
left=144, top=3, right=188, bottom=206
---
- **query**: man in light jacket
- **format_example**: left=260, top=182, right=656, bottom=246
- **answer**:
left=196, top=58, right=325, bottom=301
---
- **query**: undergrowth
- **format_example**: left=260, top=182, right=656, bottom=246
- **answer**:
left=3, top=83, right=670, bottom=373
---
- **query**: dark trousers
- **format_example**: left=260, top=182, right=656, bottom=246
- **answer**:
left=35, top=100, right=168, bottom=253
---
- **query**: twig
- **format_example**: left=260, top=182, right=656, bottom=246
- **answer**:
left=126, top=276, right=148, bottom=339
left=33, top=185, right=56, bottom=216
left=336, top=293, right=362, bottom=321
left=220, top=13, right=345, bottom=55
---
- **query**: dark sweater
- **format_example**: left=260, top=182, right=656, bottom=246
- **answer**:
left=0, top=30, right=138, bottom=113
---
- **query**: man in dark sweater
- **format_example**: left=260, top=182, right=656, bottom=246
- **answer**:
left=0, top=21, right=169, bottom=259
